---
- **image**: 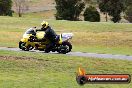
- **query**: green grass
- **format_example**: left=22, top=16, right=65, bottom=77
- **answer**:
left=0, top=50, right=132, bottom=88
left=0, top=16, right=131, bottom=32
left=0, top=16, right=132, bottom=55
left=73, top=46, right=132, bottom=55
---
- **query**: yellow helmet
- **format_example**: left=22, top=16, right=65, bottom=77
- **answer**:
left=41, top=21, right=49, bottom=28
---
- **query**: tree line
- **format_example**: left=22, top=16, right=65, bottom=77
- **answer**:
left=55, top=0, right=132, bottom=23
left=0, top=0, right=131, bottom=22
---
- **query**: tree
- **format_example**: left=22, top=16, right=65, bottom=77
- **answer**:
left=125, top=6, right=132, bottom=22
left=125, top=0, right=131, bottom=6
left=124, top=0, right=132, bottom=22
left=83, top=6, right=100, bottom=22
left=99, top=0, right=125, bottom=23
left=13, top=0, right=29, bottom=17
left=109, top=0, right=125, bottom=23
left=55, top=0, right=85, bottom=21
left=84, top=0, right=92, bottom=5
left=99, top=0, right=109, bottom=22
left=84, top=0, right=99, bottom=5
left=0, top=0, right=13, bottom=16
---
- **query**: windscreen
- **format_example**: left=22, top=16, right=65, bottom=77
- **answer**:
left=25, top=28, right=36, bottom=35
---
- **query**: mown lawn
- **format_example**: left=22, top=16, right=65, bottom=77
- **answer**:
left=0, top=50, right=132, bottom=88
left=0, top=16, right=132, bottom=55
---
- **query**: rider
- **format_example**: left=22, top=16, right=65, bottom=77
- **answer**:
left=36, top=21, right=57, bottom=53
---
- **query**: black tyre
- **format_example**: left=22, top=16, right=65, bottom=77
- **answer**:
left=19, top=41, right=33, bottom=51
left=19, top=41, right=23, bottom=49
left=62, top=42, right=72, bottom=52
left=58, top=42, right=72, bottom=54
left=19, top=41, right=26, bottom=50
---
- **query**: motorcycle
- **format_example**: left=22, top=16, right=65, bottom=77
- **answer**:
left=19, top=27, right=73, bottom=54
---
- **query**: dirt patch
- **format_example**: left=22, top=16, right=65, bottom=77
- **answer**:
left=0, top=56, right=37, bottom=61
left=0, top=56, right=53, bottom=63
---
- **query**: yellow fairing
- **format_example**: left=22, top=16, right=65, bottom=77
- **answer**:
left=36, top=32, right=45, bottom=39
left=21, top=34, right=31, bottom=42
left=21, top=38, right=28, bottom=42
left=59, top=34, right=62, bottom=44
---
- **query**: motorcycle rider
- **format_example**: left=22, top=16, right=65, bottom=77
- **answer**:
left=36, top=21, right=57, bottom=53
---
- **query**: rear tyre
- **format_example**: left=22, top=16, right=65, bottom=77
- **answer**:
left=58, top=42, right=72, bottom=54
left=62, top=42, right=72, bottom=52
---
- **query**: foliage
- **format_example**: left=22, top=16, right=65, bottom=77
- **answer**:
left=99, top=0, right=109, bottom=13
left=125, top=6, right=132, bottom=22
left=83, top=6, right=100, bottom=22
left=84, top=0, right=99, bottom=5
left=124, top=0, right=132, bottom=22
left=125, top=0, right=132, bottom=6
left=0, top=0, right=13, bottom=16
left=108, top=0, right=125, bottom=23
left=99, top=0, right=109, bottom=22
left=55, top=0, right=85, bottom=21
left=99, top=0, right=125, bottom=23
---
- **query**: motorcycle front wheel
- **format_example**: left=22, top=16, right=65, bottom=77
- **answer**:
left=19, top=41, right=26, bottom=50
left=19, top=41, right=33, bottom=51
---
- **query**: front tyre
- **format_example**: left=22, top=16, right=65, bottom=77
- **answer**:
left=19, top=41, right=33, bottom=51
left=19, top=41, right=26, bottom=50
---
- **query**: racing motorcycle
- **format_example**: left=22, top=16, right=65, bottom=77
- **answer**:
left=19, top=27, right=73, bottom=54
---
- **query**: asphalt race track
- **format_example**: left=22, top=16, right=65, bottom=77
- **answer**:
left=0, top=47, right=132, bottom=60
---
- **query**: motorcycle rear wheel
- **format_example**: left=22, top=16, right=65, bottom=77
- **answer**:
left=58, top=42, right=72, bottom=54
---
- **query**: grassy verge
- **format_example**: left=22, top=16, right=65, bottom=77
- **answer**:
left=0, top=16, right=132, bottom=55
left=0, top=50, right=132, bottom=88
left=73, top=46, right=132, bottom=55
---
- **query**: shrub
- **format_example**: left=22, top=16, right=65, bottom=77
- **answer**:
left=83, top=6, right=100, bottom=22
